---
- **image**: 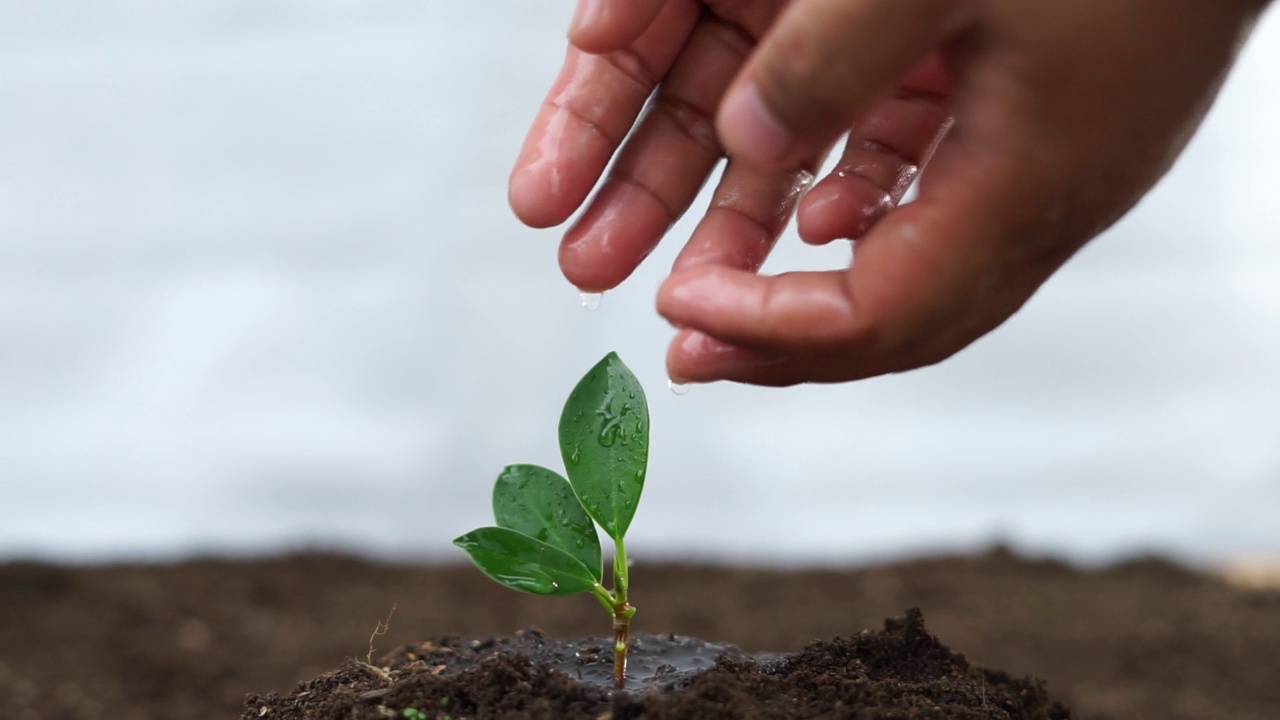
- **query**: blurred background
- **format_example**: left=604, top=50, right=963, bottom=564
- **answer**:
left=1, top=1, right=1276, bottom=567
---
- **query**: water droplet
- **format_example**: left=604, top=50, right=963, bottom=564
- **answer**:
left=551, top=581, right=560, bottom=589
left=569, top=444, right=581, bottom=465
left=579, top=292, right=602, bottom=311
left=598, top=423, right=619, bottom=447
left=668, top=379, right=690, bottom=396
left=596, top=402, right=623, bottom=446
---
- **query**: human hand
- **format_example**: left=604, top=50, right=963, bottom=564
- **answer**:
left=510, top=0, right=1270, bottom=385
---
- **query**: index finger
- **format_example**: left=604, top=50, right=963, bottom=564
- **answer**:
left=509, top=1, right=699, bottom=229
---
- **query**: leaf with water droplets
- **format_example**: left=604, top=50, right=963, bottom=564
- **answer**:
left=453, top=527, right=597, bottom=596
left=558, top=352, right=648, bottom=540
left=491, top=464, right=602, bottom=582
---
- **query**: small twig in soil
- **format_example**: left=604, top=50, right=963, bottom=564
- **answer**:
left=366, top=603, right=397, bottom=665
left=355, top=662, right=392, bottom=682
left=355, top=688, right=392, bottom=702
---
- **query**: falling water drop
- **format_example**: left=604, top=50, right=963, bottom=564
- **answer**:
left=579, top=292, right=602, bottom=311
left=668, top=379, right=690, bottom=396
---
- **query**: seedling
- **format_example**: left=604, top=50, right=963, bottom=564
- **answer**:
left=454, top=352, right=649, bottom=687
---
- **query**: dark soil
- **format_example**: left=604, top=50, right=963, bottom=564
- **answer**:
left=3, top=547, right=1279, bottom=720
left=244, top=608, right=1070, bottom=719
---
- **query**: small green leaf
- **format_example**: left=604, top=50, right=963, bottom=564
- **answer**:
left=492, top=464, right=602, bottom=582
left=453, top=527, right=597, bottom=596
left=558, top=352, right=648, bottom=540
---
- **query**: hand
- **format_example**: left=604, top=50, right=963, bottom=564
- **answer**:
left=510, top=0, right=1270, bottom=385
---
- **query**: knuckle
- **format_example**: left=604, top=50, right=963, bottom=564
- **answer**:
left=650, top=96, right=721, bottom=156
left=603, top=46, right=661, bottom=91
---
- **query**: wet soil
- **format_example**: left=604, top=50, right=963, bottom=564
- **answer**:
left=3, top=548, right=1279, bottom=719
left=244, top=609, right=1070, bottom=719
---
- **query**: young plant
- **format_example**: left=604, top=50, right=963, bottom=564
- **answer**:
left=453, top=352, right=648, bottom=687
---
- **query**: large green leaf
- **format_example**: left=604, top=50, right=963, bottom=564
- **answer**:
left=558, top=352, right=648, bottom=540
left=453, top=526, right=598, bottom=596
left=492, top=464, right=602, bottom=582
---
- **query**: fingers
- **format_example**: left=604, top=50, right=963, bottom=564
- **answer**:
left=797, top=86, right=953, bottom=245
left=658, top=150, right=1075, bottom=385
left=659, top=265, right=862, bottom=350
left=558, top=18, right=754, bottom=291
left=668, top=159, right=816, bottom=276
left=717, top=0, right=971, bottom=169
left=666, top=330, right=790, bottom=385
left=509, top=0, right=699, bottom=229
left=568, top=0, right=668, bottom=55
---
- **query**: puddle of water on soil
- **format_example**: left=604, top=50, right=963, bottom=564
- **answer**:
left=544, top=632, right=766, bottom=692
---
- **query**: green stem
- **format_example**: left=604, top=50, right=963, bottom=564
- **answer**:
left=589, top=583, right=615, bottom=613
left=613, top=537, right=629, bottom=604
left=610, top=536, right=634, bottom=688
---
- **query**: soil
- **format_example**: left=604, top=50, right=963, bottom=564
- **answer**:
left=243, top=609, right=1070, bottom=719
left=2, top=547, right=1279, bottom=720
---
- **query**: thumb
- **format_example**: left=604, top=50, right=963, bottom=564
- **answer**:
left=717, top=0, right=971, bottom=169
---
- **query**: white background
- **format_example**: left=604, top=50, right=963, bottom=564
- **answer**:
left=1, top=1, right=1277, bottom=565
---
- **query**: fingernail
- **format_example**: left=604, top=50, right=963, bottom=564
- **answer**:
left=569, top=0, right=602, bottom=37
left=719, top=82, right=793, bottom=166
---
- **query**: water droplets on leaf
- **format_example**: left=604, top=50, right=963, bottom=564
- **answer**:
left=598, top=421, right=620, bottom=447
left=595, top=394, right=625, bottom=447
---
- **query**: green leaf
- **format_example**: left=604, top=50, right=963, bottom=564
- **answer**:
left=558, top=352, right=648, bottom=540
left=492, top=464, right=602, bottom=582
left=452, top=526, right=598, bottom=596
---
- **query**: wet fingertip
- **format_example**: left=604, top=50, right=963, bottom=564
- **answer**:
left=664, top=330, right=705, bottom=385
left=508, top=169, right=562, bottom=229
left=557, top=232, right=627, bottom=295
left=796, top=190, right=841, bottom=246
left=795, top=184, right=891, bottom=244
left=669, top=329, right=790, bottom=386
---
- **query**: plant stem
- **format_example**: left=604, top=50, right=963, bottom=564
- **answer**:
left=589, top=584, right=615, bottom=613
left=610, top=536, right=635, bottom=688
